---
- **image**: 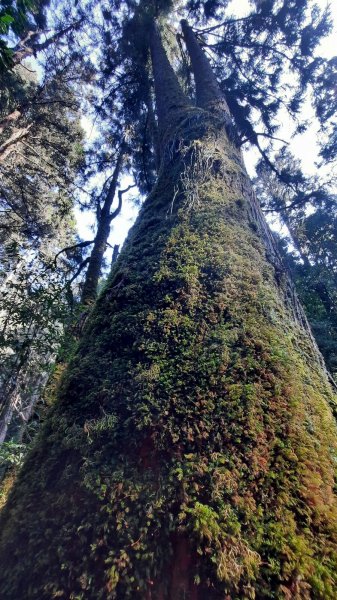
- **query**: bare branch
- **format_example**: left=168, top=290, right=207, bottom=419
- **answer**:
left=109, top=184, right=136, bottom=222
left=11, top=18, right=85, bottom=66
left=54, top=240, right=95, bottom=266
left=65, top=257, right=91, bottom=288
left=0, top=125, right=33, bottom=163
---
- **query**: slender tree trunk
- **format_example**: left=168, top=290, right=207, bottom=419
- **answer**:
left=0, top=349, right=30, bottom=444
left=0, top=330, right=52, bottom=448
left=1, top=22, right=337, bottom=600
left=0, top=403, right=14, bottom=445
left=80, top=149, right=124, bottom=304
left=2, top=354, right=51, bottom=444
left=80, top=220, right=111, bottom=305
left=111, top=244, right=119, bottom=266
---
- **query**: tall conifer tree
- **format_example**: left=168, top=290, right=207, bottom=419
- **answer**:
left=0, top=3, right=337, bottom=599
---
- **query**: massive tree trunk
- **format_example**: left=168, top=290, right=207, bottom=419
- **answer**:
left=1, top=21, right=337, bottom=600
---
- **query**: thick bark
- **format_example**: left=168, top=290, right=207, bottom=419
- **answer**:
left=180, top=21, right=320, bottom=343
left=144, top=74, right=160, bottom=169
left=181, top=20, right=230, bottom=115
left=149, top=22, right=189, bottom=134
left=1, top=22, right=337, bottom=600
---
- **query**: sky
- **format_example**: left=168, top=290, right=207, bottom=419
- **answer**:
left=76, top=0, right=337, bottom=263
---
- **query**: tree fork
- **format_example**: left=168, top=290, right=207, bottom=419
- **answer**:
left=180, top=20, right=230, bottom=116
left=181, top=19, right=241, bottom=149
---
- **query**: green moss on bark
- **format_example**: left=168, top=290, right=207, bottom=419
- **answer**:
left=0, top=116, right=337, bottom=599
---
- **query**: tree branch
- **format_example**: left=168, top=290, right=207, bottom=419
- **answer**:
left=194, top=14, right=258, bottom=34
left=65, top=257, right=91, bottom=288
left=109, top=184, right=136, bottom=222
left=0, top=125, right=33, bottom=163
left=54, top=240, right=95, bottom=266
left=11, top=18, right=85, bottom=66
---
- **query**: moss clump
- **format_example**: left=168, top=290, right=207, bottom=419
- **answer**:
left=0, top=115, right=337, bottom=599
left=0, top=468, right=17, bottom=510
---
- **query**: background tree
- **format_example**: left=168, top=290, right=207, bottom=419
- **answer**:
left=0, top=55, right=86, bottom=463
left=0, top=0, right=87, bottom=76
left=0, top=0, right=50, bottom=71
left=254, top=149, right=337, bottom=378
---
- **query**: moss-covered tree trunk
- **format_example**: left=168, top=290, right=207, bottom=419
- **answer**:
left=1, top=22, right=337, bottom=600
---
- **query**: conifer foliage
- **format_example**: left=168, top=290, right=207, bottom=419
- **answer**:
left=0, top=36, right=85, bottom=460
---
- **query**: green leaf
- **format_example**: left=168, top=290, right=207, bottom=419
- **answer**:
left=0, top=14, right=15, bottom=26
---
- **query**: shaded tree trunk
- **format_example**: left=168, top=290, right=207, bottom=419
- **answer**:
left=1, top=21, right=337, bottom=600
left=80, top=149, right=124, bottom=304
left=181, top=20, right=230, bottom=115
left=111, top=244, right=119, bottom=266
left=149, top=22, right=189, bottom=133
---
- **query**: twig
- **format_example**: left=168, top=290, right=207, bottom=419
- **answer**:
left=54, top=240, right=95, bottom=265
left=109, top=184, right=136, bottom=222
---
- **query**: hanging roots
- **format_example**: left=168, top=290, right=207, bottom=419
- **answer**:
left=158, top=108, right=245, bottom=217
